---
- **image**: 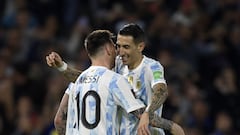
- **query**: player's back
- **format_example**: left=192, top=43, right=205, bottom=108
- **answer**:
left=70, top=66, right=144, bottom=135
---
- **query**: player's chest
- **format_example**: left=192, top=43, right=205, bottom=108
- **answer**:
left=121, top=69, right=144, bottom=92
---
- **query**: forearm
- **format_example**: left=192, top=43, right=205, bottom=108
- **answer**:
left=55, top=115, right=67, bottom=135
left=62, top=66, right=82, bottom=82
left=54, top=94, right=69, bottom=135
left=146, top=83, right=168, bottom=115
left=132, top=108, right=172, bottom=130
left=132, top=107, right=172, bottom=131
left=132, top=109, right=185, bottom=135
left=149, top=113, right=173, bottom=131
left=150, top=114, right=185, bottom=135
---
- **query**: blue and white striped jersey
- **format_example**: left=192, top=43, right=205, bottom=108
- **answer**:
left=66, top=66, right=145, bottom=135
left=115, top=55, right=166, bottom=135
left=65, top=83, right=78, bottom=135
left=65, top=83, right=74, bottom=95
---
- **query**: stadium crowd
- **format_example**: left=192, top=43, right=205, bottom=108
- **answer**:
left=0, top=0, right=240, bottom=134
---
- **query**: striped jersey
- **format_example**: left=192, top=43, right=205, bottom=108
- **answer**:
left=66, top=66, right=145, bottom=135
left=65, top=83, right=78, bottom=135
left=115, top=55, right=166, bottom=135
left=65, top=83, right=74, bottom=95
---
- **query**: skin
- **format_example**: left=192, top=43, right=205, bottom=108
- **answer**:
left=147, top=83, right=168, bottom=117
left=54, top=94, right=68, bottom=135
left=46, top=52, right=81, bottom=82
left=116, top=35, right=144, bottom=70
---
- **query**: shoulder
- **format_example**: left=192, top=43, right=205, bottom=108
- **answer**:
left=65, top=82, right=75, bottom=94
left=106, top=69, right=128, bottom=84
left=143, top=56, right=163, bottom=70
left=102, top=69, right=124, bottom=81
left=105, top=71, right=130, bottom=90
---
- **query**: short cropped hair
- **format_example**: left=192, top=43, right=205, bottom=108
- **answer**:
left=84, top=30, right=114, bottom=57
left=118, top=23, right=145, bottom=44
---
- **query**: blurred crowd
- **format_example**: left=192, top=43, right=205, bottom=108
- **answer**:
left=0, top=0, right=240, bottom=135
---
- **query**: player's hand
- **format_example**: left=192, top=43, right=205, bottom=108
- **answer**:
left=137, top=112, right=151, bottom=135
left=46, top=51, right=64, bottom=68
left=171, top=123, right=185, bottom=135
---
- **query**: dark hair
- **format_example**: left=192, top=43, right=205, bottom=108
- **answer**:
left=84, top=30, right=114, bottom=57
left=118, top=23, right=145, bottom=44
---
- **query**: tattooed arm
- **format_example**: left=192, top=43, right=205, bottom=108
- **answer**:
left=62, top=66, right=82, bottom=82
left=54, top=94, right=69, bottom=135
left=46, top=51, right=81, bottom=82
left=146, top=83, right=168, bottom=116
left=148, top=113, right=185, bottom=135
left=134, top=83, right=170, bottom=135
left=131, top=109, right=185, bottom=135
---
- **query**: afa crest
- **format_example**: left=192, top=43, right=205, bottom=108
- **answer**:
left=128, top=76, right=133, bottom=85
left=136, top=79, right=141, bottom=90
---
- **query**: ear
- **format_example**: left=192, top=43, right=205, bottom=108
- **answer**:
left=137, top=42, right=145, bottom=52
left=105, top=44, right=111, bottom=56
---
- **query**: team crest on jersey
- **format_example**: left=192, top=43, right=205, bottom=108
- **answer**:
left=136, top=79, right=141, bottom=90
left=128, top=76, right=133, bottom=85
left=153, top=71, right=163, bottom=80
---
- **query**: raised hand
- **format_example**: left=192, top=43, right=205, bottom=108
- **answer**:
left=46, top=52, right=64, bottom=68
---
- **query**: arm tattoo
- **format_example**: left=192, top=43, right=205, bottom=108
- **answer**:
left=130, top=84, right=172, bottom=132
left=131, top=108, right=174, bottom=131
left=63, top=66, right=82, bottom=82
left=56, top=109, right=67, bottom=135
left=131, top=108, right=145, bottom=118
left=150, top=114, right=174, bottom=131
left=55, top=101, right=68, bottom=135
left=147, top=84, right=168, bottom=115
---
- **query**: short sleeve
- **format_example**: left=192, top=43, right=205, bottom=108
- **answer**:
left=65, top=82, right=75, bottom=95
left=148, top=62, right=166, bottom=88
left=111, top=76, right=145, bottom=113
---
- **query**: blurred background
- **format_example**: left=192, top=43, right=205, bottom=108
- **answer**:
left=0, top=0, right=240, bottom=134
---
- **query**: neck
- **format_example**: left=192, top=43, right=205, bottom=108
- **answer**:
left=128, top=55, right=143, bottom=70
left=91, top=57, right=111, bottom=69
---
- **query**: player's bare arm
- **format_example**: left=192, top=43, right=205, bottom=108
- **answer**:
left=137, top=83, right=169, bottom=135
left=54, top=94, right=69, bottom=135
left=62, top=66, right=82, bottom=82
left=146, top=83, right=168, bottom=115
left=150, top=113, right=185, bottom=135
left=46, top=51, right=81, bottom=82
left=131, top=108, right=185, bottom=135
left=149, top=113, right=173, bottom=131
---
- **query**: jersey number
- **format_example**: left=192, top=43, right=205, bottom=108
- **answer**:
left=76, top=90, right=101, bottom=129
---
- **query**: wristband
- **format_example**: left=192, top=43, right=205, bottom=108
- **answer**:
left=144, top=105, right=150, bottom=113
left=57, top=61, right=68, bottom=72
